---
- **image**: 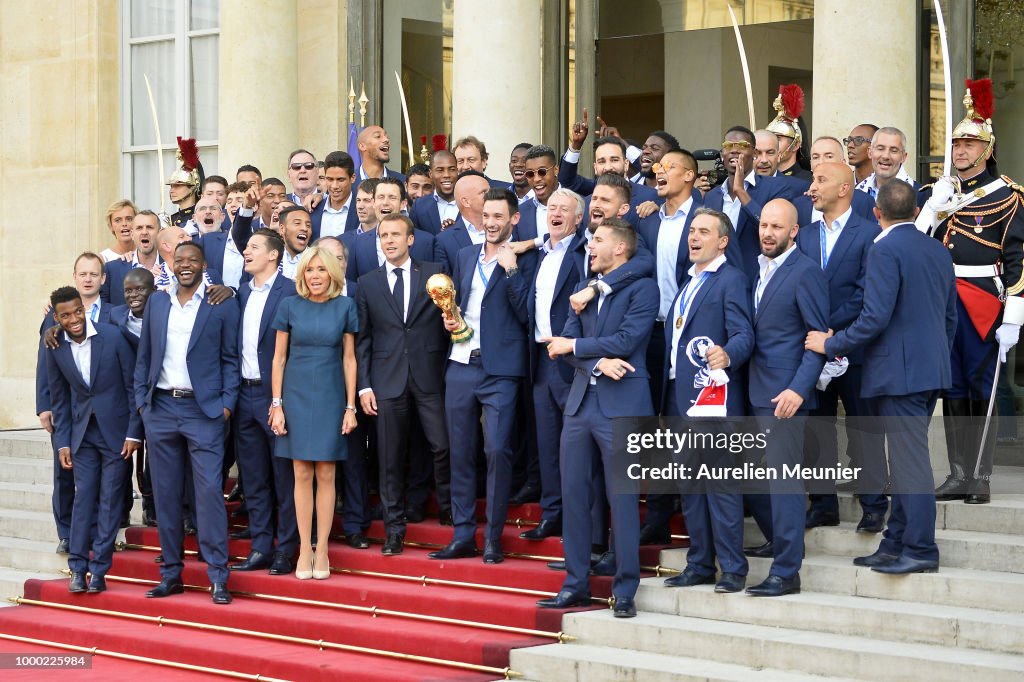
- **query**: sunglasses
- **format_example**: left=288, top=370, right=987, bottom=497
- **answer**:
left=721, top=141, right=752, bottom=152
left=523, top=166, right=553, bottom=180
left=843, top=136, right=871, bottom=146
left=290, top=162, right=316, bottom=171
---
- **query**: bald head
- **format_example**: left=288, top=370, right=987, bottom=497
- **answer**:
left=809, top=162, right=855, bottom=217
left=759, top=199, right=799, bottom=259
left=357, top=125, right=391, bottom=165
left=454, top=173, right=489, bottom=224
left=157, top=226, right=190, bottom=259
left=809, top=136, right=846, bottom=170
left=754, top=129, right=780, bottom=176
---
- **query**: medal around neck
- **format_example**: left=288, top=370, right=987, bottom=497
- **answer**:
left=426, top=273, right=474, bottom=343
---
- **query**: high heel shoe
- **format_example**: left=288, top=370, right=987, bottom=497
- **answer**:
left=313, top=551, right=331, bottom=580
left=295, top=553, right=313, bottom=580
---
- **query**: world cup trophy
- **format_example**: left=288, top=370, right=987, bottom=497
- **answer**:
left=426, top=273, right=473, bottom=343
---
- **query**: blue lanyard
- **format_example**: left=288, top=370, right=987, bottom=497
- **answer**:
left=476, top=258, right=492, bottom=288
left=677, top=271, right=709, bottom=327
left=819, top=222, right=829, bottom=269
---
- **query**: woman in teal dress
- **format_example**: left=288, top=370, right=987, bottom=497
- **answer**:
left=269, top=244, right=358, bottom=580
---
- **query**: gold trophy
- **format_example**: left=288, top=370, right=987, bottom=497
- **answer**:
left=426, top=273, right=473, bottom=343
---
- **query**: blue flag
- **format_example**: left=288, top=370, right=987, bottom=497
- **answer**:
left=347, top=122, right=362, bottom=178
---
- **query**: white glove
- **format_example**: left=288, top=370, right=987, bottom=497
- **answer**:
left=927, top=176, right=959, bottom=210
left=816, top=357, right=850, bottom=391
left=995, top=322, right=1021, bottom=363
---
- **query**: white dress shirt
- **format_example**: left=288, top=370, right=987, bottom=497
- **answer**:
left=66, top=320, right=98, bottom=387
left=819, top=206, right=853, bottom=269
left=157, top=283, right=206, bottom=390
left=221, top=235, right=245, bottom=289
left=669, top=255, right=725, bottom=380
left=282, top=249, right=303, bottom=280
left=387, top=257, right=412, bottom=321
left=241, top=273, right=277, bottom=380
left=754, top=244, right=797, bottom=311
left=534, top=237, right=571, bottom=341
left=656, top=196, right=694, bottom=320
left=721, top=170, right=756, bottom=234
left=125, top=311, right=143, bottom=338
left=85, top=299, right=102, bottom=323
left=320, top=196, right=351, bottom=239
left=464, top=220, right=486, bottom=246
left=434, top=193, right=459, bottom=224
left=449, top=247, right=500, bottom=364
left=856, top=165, right=915, bottom=198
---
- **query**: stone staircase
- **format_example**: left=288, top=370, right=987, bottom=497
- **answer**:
left=512, top=492, right=1024, bottom=681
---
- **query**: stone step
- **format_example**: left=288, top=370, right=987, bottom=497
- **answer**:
left=510, top=642, right=864, bottom=682
left=0, top=481, right=57, bottom=513
left=658, top=550, right=1024, bottom=613
left=635, top=580, right=1024, bottom=655
left=836, top=494, right=1024, bottom=536
left=0, top=455, right=54, bottom=486
left=0, top=568, right=58, bottom=603
left=0, top=431, right=52, bottom=459
left=0, top=508, right=58, bottom=543
left=742, top=520, right=1024, bottom=573
left=0, top=537, right=68, bottom=573
left=561, top=609, right=1024, bottom=682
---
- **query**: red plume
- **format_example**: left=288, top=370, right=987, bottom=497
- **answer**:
left=431, top=134, right=448, bottom=152
left=176, top=136, right=199, bottom=171
left=420, top=135, right=427, bottom=145
left=779, top=84, right=805, bottom=120
left=967, top=78, right=994, bottom=121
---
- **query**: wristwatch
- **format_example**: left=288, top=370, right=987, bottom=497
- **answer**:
left=271, top=398, right=283, bottom=408
left=505, top=266, right=519, bottom=278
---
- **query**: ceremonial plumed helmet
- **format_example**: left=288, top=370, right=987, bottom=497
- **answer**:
left=952, top=78, right=995, bottom=157
left=765, top=84, right=805, bottom=152
left=167, top=136, right=201, bottom=188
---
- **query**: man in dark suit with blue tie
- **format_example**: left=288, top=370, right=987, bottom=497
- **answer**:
left=537, top=217, right=659, bottom=618
left=229, top=229, right=299, bottom=575
left=807, top=181, right=957, bottom=575
left=410, top=150, right=459, bottom=236
left=796, top=162, right=888, bottom=534
left=134, top=241, right=240, bottom=604
left=428, top=188, right=536, bottom=565
left=46, top=287, right=141, bottom=594
left=349, top=178, right=435, bottom=280
left=745, top=199, right=829, bottom=597
left=702, top=127, right=805, bottom=281
left=661, top=208, right=754, bottom=594
left=357, top=214, right=452, bottom=556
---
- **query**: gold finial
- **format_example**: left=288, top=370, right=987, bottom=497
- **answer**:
left=772, top=93, right=784, bottom=114
left=963, top=87, right=976, bottom=121
left=348, top=79, right=356, bottom=125
left=358, top=83, right=369, bottom=128
left=420, top=139, right=429, bottom=164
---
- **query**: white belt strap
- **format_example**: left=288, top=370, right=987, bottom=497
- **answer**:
left=954, top=264, right=1004, bottom=278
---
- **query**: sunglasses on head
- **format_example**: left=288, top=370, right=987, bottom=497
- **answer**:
left=523, top=166, right=553, bottom=180
left=290, top=162, right=316, bottom=171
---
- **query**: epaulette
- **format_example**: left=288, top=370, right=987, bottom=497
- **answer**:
left=1001, top=175, right=1024, bottom=195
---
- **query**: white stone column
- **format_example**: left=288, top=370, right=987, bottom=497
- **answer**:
left=452, top=0, right=543, bottom=182
left=218, top=0, right=299, bottom=179
left=812, top=0, right=918, bottom=171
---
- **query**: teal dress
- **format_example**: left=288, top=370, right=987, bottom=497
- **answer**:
left=272, top=295, right=358, bottom=461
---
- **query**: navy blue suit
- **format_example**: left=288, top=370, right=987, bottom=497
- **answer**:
left=432, top=216, right=471, bottom=274
left=557, top=157, right=660, bottom=202
left=134, top=288, right=240, bottom=585
left=825, top=223, right=957, bottom=563
left=747, top=248, right=829, bottom=580
left=348, top=227, right=436, bottom=281
left=236, top=274, right=299, bottom=558
left=662, top=261, right=753, bottom=579
left=108, top=305, right=139, bottom=352
left=558, top=272, right=658, bottom=601
left=796, top=213, right=888, bottom=517
left=47, top=322, right=141, bottom=578
left=409, top=194, right=457, bottom=236
left=513, top=200, right=542, bottom=242
left=702, top=175, right=804, bottom=282
left=310, top=191, right=360, bottom=239
left=37, top=304, right=111, bottom=542
left=103, top=259, right=131, bottom=307
left=445, top=243, right=536, bottom=545
left=794, top=192, right=878, bottom=228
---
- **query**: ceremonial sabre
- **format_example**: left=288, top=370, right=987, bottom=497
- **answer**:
left=934, top=0, right=953, bottom=177
left=727, top=3, right=756, bottom=131
left=973, top=357, right=1001, bottom=479
left=143, top=74, right=167, bottom=219
left=394, top=71, right=416, bottom=170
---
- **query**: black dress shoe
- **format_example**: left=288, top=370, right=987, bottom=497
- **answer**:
left=211, top=582, right=232, bottom=604
left=483, top=540, right=504, bottom=564
left=546, top=560, right=566, bottom=571
left=856, top=513, right=886, bottom=533
left=382, top=533, right=404, bottom=556
left=229, top=528, right=252, bottom=540
left=805, top=509, right=841, bottom=529
left=664, top=567, right=716, bottom=588
left=345, top=533, right=370, bottom=549
left=183, top=519, right=197, bottom=535
left=403, top=507, right=426, bottom=523
left=537, top=590, right=591, bottom=609
left=427, top=540, right=478, bottom=560
left=853, top=550, right=900, bottom=567
left=715, top=573, right=746, bottom=593
left=744, top=541, right=774, bottom=558
left=226, top=484, right=243, bottom=503
left=68, top=572, right=87, bottom=593
left=56, top=539, right=69, bottom=555
left=154, top=553, right=163, bottom=564
left=746, top=574, right=800, bottom=597
left=590, top=551, right=616, bottom=576
left=87, top=575, right=107, bottom=593
left=142, top=509, right=158, bottom=527
left=935, top=475, right=968, bottom=501
left=438, top=510, right=454, bottom=526
left=612, top=596, right=637, bottom=618
left=230, top=550, right=271, bottom=571
left=509, top=483, right=541, bottom=505
left=146, top=579, right=184, bottom=598
left=965, top=478, right=990, bottom=505
left=520, top=519, right=561, bottom=540
left=638, top=524, right=672, bottom=545
left=268, top=552, right=294, bottom=575
left=871, top=556, right=939, bottom=574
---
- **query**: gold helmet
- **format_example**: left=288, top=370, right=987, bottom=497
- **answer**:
left=166, top=136, right=200, bottom=187
left=952, top=78, right=994, bottom=164
left=765, top=84, right=804, bottom=154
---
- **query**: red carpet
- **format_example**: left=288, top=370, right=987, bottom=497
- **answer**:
left=0, top=496, right=686, bottom=681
